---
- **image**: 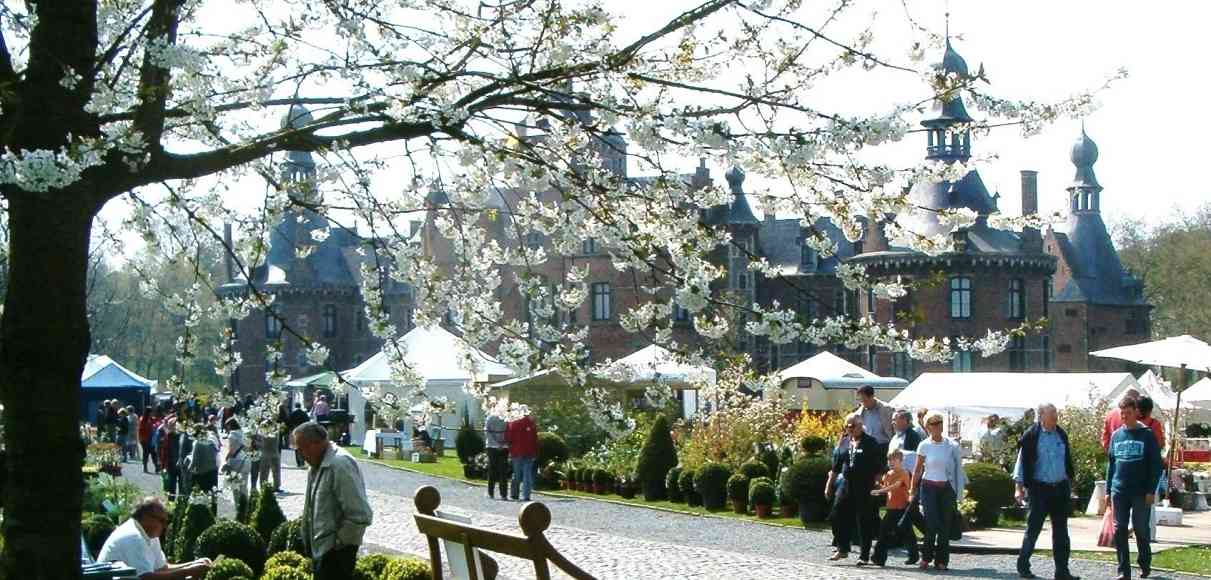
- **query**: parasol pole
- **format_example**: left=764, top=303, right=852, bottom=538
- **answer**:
left=1167, top=364, right=1186, bottom=502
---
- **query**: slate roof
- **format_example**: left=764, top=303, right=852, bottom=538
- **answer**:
left=758, top=216, right=856, bottom=275
left=1052, top=214, right=1145, bottom=306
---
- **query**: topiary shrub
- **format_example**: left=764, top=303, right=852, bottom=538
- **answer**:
left=235, top=492, right=252, bottom=525
left=678, top=468, right=700, bottom=507
left=592, top=468, right=614, bottom=491
left=380, top=556, right=430, bottom=580
left=665, top=466, right=684, bottom=502
left=195, top=520, right=267, bottom=575
left=739, top=460, right=769, bottom=481
left=965, top=462, right=1014, bottom=528
left=636, top=415, right=678, bottom=501
left=727, top=474, right=750, bottom=503
left=203, top=555, right=254, bottom=580
left=748, top=476, right=776, bottom=508
left=536, top=432, right=569, bottom=468
left=263, top=550, right=311, bottom=575
left=780, top=458, right=831, bottom=512
left=693, top=463, right=732, bottom=510
left=175, top=501, right=216, bottom=562
left=251, top=485, right=286, bottom=544
left=260, top=567, right=311, bottom=580
left=757, top=446, right=780, bottom=481
left=164, top=496, right=190, bottom=556
left=455, top=422, right=485, bottom=464
left=352, top=554, right=392, bottom=580
left=267, top=519, right=306, bottom=558
left=799, top=435, right=829, bottom=456
left=82, top=513, right=115, bottom=559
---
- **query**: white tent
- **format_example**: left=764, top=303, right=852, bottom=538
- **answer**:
left=776, top=351, right=909, bottom=389
left=890, top=372, right=1139, bottom=440
left=1184, top=377, right=1211, bottom=409
left=493, top=344, right=718, bottom=419
left=1091, top=335, right=1211, bottom=374
left=341, top=325, right=515, bottom=429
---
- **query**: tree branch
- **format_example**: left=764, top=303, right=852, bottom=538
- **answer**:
left=134, top=0, right=184, bottom=152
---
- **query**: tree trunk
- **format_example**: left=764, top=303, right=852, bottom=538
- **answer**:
left=1, top=193, right=99, bottom=580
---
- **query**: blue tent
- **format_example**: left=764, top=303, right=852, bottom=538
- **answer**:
left=81, top=355, right=153, bottom=424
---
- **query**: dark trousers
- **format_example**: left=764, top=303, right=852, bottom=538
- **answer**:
left=830, top=487, right=879, bottom=560
left=142, top=442, right=159, bottom=472
left=921, top=483, right=955, bottom=566
left=486, top=448, right=509, bottom=498
left=314, top=545, right=358, bottom=580
left=1018, top=480, right=1072, bottom=576
left=1112, top=493, right=1152, bottom=577
left=163, top=468, right=180, bottom=498
left=873, top=508, right=918, bottom=565
left=250, top=460, right=262, bottom=491
left=193, top=470, right=218, bottom=493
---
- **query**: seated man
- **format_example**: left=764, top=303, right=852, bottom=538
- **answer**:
left=98, top=497, right=211, bottom=579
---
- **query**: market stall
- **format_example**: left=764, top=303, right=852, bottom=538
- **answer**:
left=774, top=351, right=908, bottom=412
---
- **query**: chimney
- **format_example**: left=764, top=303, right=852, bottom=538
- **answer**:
left=1019, top=170, right=1042, bottom=253
left=223, top=223, right=235, bottom=283
left=1020, top=170, right=1038, bottom=215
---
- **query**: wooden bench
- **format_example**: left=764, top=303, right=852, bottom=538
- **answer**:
left=413, top=485, right=596, bottom=580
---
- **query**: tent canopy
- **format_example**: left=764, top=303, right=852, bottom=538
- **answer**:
left=597, top=344, right=717, bottom=386
left=341, top=325, right=514, bottom=385
left=1091, top=335, right=1211, bottom=373
left=1183, top=377, right=1211, bottom=409
left=776, top=351, right=909, bottom=390
left=82, top=355, right=153, bottom=389
left=890, top=372, right=1138, bottom=418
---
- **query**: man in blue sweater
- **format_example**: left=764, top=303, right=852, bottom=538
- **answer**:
left=1106, top=397, right=1163, bottom=580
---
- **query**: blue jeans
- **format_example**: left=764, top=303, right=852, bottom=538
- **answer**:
left=510, top=456, right=535, bottom=501
left=921, top=483, right=955, bottom=566
left=1112, top=494, right=1151, bottom=577
left=1017, top=480, right=1072, bottom=576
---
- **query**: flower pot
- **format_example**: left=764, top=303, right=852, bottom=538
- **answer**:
left=619, top=485, right=637, bottom=500
left=780, top=502, right=798, bottom=518
left=561, top=480, right=572, bottom=490
left=732, top=498, right=747, bottom=514
left=754, top=504, right=771, bottom=518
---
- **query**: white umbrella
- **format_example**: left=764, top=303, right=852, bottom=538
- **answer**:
left=1091, top=335, right=1211, bottom=486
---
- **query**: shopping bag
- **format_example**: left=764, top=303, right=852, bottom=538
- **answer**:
left=1097, top=503, right=1115, bottom=547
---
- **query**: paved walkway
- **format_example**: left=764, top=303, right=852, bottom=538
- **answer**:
left=961, top=510, right=1211, bottom=554
left=121, top=458, right=1205, bottom=580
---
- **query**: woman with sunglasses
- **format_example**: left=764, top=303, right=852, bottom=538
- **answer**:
left=908, top=411, right=966, bottom=571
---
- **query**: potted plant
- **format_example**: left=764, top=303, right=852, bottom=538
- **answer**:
left=679, top=468, right=700, bottom=507
left=727, top=474, right=750, bottom=514
left=593, top=469, right=614, bottom=495
left=749, top=477, right=775, bottom=518
left=782, top=458, right=832, bottom=524
left=560, top=464, right=575, bottom=490
left=618, top=473, right=639, bottom=499
left=694, top=463, right=733, bottom=511
left=665, top=466, right=684, bottom=503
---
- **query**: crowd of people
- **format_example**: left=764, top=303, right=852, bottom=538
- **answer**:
left=826, top=385, right=1166, bottom=580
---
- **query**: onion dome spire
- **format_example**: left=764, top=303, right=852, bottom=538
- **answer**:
left=1068, top=124, right=1103, bottom=213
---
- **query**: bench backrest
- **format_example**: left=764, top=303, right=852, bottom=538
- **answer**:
left=412, top=485, right=595, bottom=580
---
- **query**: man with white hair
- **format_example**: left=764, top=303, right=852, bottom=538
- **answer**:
left=828, top=413, right=882, bottom=565
left=294, top=421, right=373, bottom=580
left=1013, top=403, right=1079, bottom=580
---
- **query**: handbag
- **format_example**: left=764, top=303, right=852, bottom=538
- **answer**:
left=948, top=500, right=963, bottom=541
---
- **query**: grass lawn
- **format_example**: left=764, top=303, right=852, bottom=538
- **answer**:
left=1048, top=546, right=1211, bottom=576
left=341, top=445, right=469, bottom=481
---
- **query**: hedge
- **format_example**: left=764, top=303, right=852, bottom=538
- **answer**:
left=195, top=520, right=267, bottom=575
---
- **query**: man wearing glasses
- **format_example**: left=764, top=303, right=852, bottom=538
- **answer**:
left=97, top=497, right=212, bottom=578
left=828, top=415, right=883, bottom=565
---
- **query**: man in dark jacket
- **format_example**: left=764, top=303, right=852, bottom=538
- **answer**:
left=288, top=403, right=311, bottom=467
left=1013, top=403, right=1079, bottom=580
left=828, top=414, right=883, bottom=565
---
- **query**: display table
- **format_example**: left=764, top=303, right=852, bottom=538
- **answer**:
left=362, top=429, right=411, bottom=458
left=82, top=561, right=138, bottom=579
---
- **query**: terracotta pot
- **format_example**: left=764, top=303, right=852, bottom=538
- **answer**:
left=780, top=503, right=798, bottom=518
left=561, top=480, right=572, bottom=490
left=732, top=498, right=747, bottom=514
left=754, top=504, right=771, bottom=518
